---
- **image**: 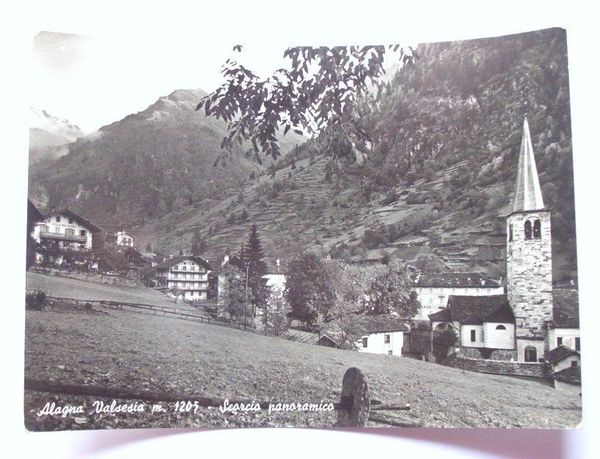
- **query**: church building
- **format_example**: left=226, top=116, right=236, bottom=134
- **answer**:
left=506, top=116, right=554, bottom=362
left=430, top=117, right=580, bottom=364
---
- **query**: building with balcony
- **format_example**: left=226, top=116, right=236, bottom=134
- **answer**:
left=32, top=209, right=101, bottom=252
left=154, top=256, right=212, bottom=301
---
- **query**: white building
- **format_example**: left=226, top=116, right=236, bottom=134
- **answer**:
left=412, top=272, right=503, bottom=321
left=154, top=256, right=212, bottom=301
left=547, top=288, right=580, bottom=351
left=116, top=231, right=135, bottom=248
left=429, top=295, right=515, bottom=358
left=355, top=315, right=409, bottom=357
left=32, top=209, right=100, bottom=252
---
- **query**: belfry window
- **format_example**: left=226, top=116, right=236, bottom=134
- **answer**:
left=509, top=224, right=513, bottom=242
left=533, top=219, right=541, bottom=239
left=524, top=220, right=532, bottom=240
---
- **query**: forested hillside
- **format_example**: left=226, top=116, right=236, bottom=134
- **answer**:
left=30, top=29, right=577, bottom=282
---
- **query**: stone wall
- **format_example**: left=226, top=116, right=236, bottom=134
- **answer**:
left=506, top=210, right=553, bottom=336
left=443, top=354, right=552, bottom=379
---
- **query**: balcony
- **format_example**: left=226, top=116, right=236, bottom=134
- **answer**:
left=40, top=231, right=87, bottom=243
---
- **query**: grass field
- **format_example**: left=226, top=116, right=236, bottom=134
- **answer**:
left=24, top=307, right=582, bottom=430
left=26, top=272, right=185, bottom=308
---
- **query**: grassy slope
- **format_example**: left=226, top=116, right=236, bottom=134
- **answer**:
left=24, top=308, right=581, bottom=430
left=26, top=272, right=184, bottom=308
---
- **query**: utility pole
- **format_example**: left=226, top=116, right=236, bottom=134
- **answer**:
left=245, top=262, right=249, bottom=330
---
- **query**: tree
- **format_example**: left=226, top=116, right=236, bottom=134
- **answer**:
left=191, top=229, right=208, bottom=256
left=367, top=259, right=418, bottom=317
left=219, top=264, right=254, bottom=324
left=285, top=252, right=335, bottom=327
left=197, top=45, right=416, bottom=162
left=245, top=223, right=268, bottom=321
left=433, top=328, right=458, bottom=360
left=264, top=286, right=291, bottom=336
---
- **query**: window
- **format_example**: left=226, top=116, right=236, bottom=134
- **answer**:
left=524, top=346, right=537, bottom=362
left=362, top=337, right=368, bottom=348
left=524, top=220, right=532, bottom=240
left=80, top=230, right=86, bottom=236
left=470, top=330, right=476, bottom=342
left=69, top=218, right=73, bottom=224
left=557, top=337, right=563, bottom=346
left=571, top=360, right=578, bottom=367
left=533, top=219, right=541, bottom=239
left=509, top=224, right=513, bottom=242
left=387, top=350, right=393, bottom=355
left=65, top=228, right=74, bottom=236
left=575, top=337, right=580, bottom=351
left=496, top=325, right=506, bottom=330
left=384, top=334, right=390, bottom=344
left=56, top=216, right=61, bottom=223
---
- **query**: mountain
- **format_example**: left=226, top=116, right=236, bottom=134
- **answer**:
left=126, top=29, right=575, bottom=282
left=29, top=108, right=84, bottom=164
left=29, top=29, right=577, bottom=283
left=30, top=89, right=303, bottom=230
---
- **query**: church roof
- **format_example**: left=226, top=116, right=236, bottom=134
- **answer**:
left=512, top=117, right=545, bottom=213
left=551, top=288, right=580, bottom=328
left=413, top=272, right=501, bottom=288
left=429, top=294, right=514, bottom=325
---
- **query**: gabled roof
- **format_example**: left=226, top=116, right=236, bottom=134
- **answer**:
left=545, top=345, right=579, bottom=365
left=413, top=272, right=501, bottom=288
left=154, top=255, right=212, bottom=270
left=44, top=209, right=102, bottom=232
left=512, top=117, right=545, bottom=212
left=552, top=288, right=580, bottom=328
left=429, top=295, right=514, bottom=325
left=553, top=365, right=581, bottom=385
left=355, top=314, right=409, bottom=334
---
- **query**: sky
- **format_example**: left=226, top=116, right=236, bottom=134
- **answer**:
left=31, top=31, right=291, bottom=132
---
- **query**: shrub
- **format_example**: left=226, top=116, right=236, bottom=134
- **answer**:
left=26, top=289, right=47, bottom=311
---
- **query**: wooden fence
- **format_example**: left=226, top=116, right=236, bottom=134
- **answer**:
left=44, top=296, right=258, bottom=333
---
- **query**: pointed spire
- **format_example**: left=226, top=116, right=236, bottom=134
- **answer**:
left=512, top=116, right=544, bottom=212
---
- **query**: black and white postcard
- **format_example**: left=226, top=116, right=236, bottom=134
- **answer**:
left=24, top=27, right=582, bottom=431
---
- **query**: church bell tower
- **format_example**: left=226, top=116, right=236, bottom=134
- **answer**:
left=506, top=117, right=553, bottom=362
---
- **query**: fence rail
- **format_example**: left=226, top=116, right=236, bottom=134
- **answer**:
left=44, top=295, right=259, bottom=333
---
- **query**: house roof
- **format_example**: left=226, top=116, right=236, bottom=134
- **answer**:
left=429, top=295, right=514, bottom=325
left=545, top=345, right=579, bottom=365
left=154, top=255, right=212, bottom=270
left=552, top=288, right=580, bottom=328
left=314, top=334, right=340, bottom=346
left=45, top=209, right=102, bottom=232
left=553, top=365, right=581, bottom=385
left=413, top=272, right=501, bottom=288
left=355, top=314, right=409, bottom=334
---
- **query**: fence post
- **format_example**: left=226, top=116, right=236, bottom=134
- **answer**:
left=337, top=367, right=370, bottom=427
